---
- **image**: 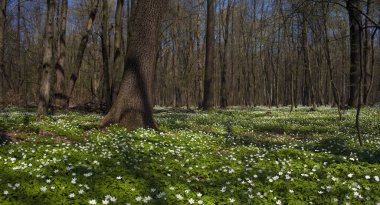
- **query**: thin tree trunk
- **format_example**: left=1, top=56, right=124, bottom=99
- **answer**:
left=0, top=0, right=10, bottom=95
left=202, top=0, right=216, bottom=110
left=37, top=0, right=55, bottom=115
left=323, top=8, right=342, bottom=119
left=195, top=0, right=203, bottom=107
left=220, top=0, right=231, bottom=108
left=54, top=0, right=68, bottom=108
left=347, top=0, right=362, bottom=107
left=65, top=0, right=99, bottom=107
left=100, top=0, right=168, bottom=129
left=301, top=15, right=316, bottom=110
left=101, top=0, right=111, bottom=111
left=363, top=0, right=372, bottom=105
left=112, top=0, right=124, bottom=102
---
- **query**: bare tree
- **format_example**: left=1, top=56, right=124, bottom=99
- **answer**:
left=65, top=0, right=100, bottom=107
left=37, top=0, right=55, bottom=115
left=202, top=0, right=216, bottom=110
left=347, top=0, right=362, bottom=107
left=220, top=0, right=232, bottom=108
left=54, top=0, right=68, bottom=108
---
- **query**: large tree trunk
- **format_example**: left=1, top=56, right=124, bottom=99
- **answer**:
left=347, top=0, right=362, bottom=107
left=37, top=0, right=55, bottom=115
left=54, top=0, right=68, bottom=108
left=101, top=0, right=111, bottom=110
left=100, top=0, right=167, bottom=129
left=202, top=0, right=216, bottom=110
left=65, top=0, right=99, bottom=107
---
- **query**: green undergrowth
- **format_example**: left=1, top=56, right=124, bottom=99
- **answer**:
left=0, top=106, right=379, bottom=204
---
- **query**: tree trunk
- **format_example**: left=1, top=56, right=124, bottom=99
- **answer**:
left=363, top=0, right=372, bottom=105
left=100, top=0, right=168, bottom=129
left=195, top=0, right=203, bottom=107
left=347, top=0, right=362, bottom=107
left=0, top=0, right=10, bottom=96
left=37, top=0, right=55, bottom=115
left=101, top=0, right=111, bottom=111
left=323, top=7, right=342, bottom=119
left=301, top=15, right=316, bottom=110
left=65, top=0, right=99, bottom=107
left=220, top=0, right=231, bottom=108
left=54, top=0, right=68, bottom=108
left=202, top=0, right=216, bottom=110
left=112, top=0, right=124, bottom=103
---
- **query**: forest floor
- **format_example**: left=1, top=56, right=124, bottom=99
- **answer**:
left=0, top=106, right=379, bottom=205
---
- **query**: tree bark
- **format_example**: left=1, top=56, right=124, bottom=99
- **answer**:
left=112, top=0, right=124, bottom=103
left=363, top=0, right=373, bottom=105
left=0, top=0, right=10, bottom=95
left=347, top=0, right=362, bottom=107
left=195, top=0, right=203, bottom=107
left=37, top=0, right=55, bottom=115
left=65, top=0, right=99, bottom=107
left=54, top=0, right=68, bottom=108
left=101, top=0, right=111, bottom=110
left=100, top=0, right=168, bottom=129
left=301, top=15, right=316, bottom=110
left=202, top=0, right=216, bottom=110
left=220, top=0, right=231, bottom=108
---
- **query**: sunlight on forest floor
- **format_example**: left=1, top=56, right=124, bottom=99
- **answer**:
left=0, top=107, right=379, bottom=204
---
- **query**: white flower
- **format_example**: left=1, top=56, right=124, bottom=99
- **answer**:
left=176, top=194, right=183, bottom=200
left=143, top=196, right=152, bottom=203
left=116, top=176, right=122, bottom=180
left=374, top=176, right=379, bottom=182
left=198, top=200, right=203, bottom=204
left=135, top=196, right=142, bottom=201
left=84, top=172, right=93, bottom=177
left=69, top=193, right=75, bottom=198
left=229, top=198, right=235, bottom=203
left=109, top=196, right=117, bottom=202
left=4, top=190, right=9, bottom=195
left=276, top=199, right=282, bottom=205
left=365, top=175, right=371, bottom=179
left=197, top=192, right=202, bottom=197
left=347, top=173, right=353, bottom=178
left=89, top=199, right=97, bottom=204
left=289, top=189, right=294, bottom=193
left=40, top=186, right=47, bottom=192
left=189, top=198, right=195, bottom=204
left=102, top=199, right=109, bottom=205
left=79, top=189, right=85, bottom=194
